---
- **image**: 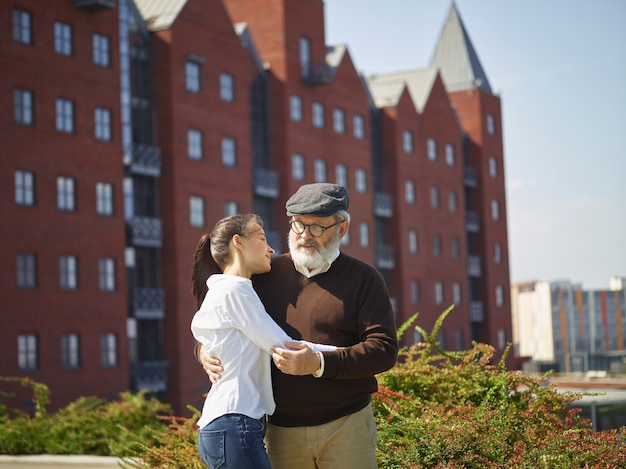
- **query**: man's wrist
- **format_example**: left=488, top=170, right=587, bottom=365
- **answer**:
left=312, top=351, right=325, bottom=378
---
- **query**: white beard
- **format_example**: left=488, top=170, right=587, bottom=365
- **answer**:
left=288, top=230, right=341, bottom=270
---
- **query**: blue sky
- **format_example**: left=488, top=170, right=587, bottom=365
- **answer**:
left=325, top=0, right=626, bottom=290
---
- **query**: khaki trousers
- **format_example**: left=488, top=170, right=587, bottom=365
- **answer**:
left=265, top=404, right=377, bottom=469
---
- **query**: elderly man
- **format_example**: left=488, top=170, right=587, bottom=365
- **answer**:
left=202, top=182, right=398, bottom=469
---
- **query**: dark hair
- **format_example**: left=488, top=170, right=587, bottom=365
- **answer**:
left=190, top=213, right=263, bottom=307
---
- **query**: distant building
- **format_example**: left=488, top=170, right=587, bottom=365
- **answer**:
left=512, top=278, right=626, bottom=373
left=1, top=0, right=516, bottom=415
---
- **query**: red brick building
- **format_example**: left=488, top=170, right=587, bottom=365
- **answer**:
left=1, top=0, right=515, bottom=416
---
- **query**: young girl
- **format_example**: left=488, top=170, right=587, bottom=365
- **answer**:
left=190, top=214, right=335, bottom=469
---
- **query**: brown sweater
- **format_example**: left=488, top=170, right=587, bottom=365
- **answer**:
left=252, top=252, right=398, bottom=427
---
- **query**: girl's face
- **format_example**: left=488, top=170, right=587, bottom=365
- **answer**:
left=239, top=223, right=275, bottom=275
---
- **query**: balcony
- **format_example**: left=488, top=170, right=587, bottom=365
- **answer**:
left=468, top=255, right=482, bottom=277
left=74, top=0, right=115, bottom=11
left=124, top=143, right=161, bottom=177
left=302, top=61, right=332, bottom=85
left=131, top=287, right=165, bottom=319
left=469, top=301, right=484, bottom=322
left=466, top=211, right=480, bottom=232
left=253, top=168, right=279, bottom=198
left=130, top=360, right=168, bottom=392
left=376, top=244, right=395, bottom=270
left=464, top=166, right=478, bottom=188
left=373, top=192, right=393, bottom=218
left=127, top=216, right=163, bottom=247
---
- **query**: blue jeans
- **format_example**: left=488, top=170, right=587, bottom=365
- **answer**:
left=197, top=413, right=271, bottom=469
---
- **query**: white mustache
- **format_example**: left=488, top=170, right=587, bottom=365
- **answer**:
left=296, top=240, right=318, bottom=248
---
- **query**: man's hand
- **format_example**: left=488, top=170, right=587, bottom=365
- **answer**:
left=199, top=348, right=223, bottom=384
left=271, top=341, right=321, bottom=376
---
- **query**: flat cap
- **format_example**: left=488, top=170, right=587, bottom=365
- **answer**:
left=286, top=183, right=349, bottom=217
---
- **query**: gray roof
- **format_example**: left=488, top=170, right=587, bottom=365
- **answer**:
left=133, top=0, right=187, bottom=31
left=366, top=68, right=438, bottom=112
left=429, top=2, right=492, bottom=93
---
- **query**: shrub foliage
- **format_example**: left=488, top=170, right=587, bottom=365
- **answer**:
left=1, top=308, right=624, bottom=468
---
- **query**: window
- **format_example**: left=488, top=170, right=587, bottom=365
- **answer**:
left=410, top=280, right=420, bottom=304
left=453, top=282, right=462, bottom=305
left=491, top=199, right=499, bottom=220
left=190, top=196, right=204, bottom=227
left=222, top=137, right=236, bottom=167
left=220, top=73, right=234, bottom=102
left=455, top=330, right=464, bottom=351
left=15, top=170, right=35, bottom=206
left=494, top=242, right=502, bottom=264
left=497, top=329, right=506, bottom=350
left=335, top=164, right=347, bottom=187
left=57, top=176, right=75, bottom=211
left=100, top=333, right=118, bottom=368
left=353, top=114, right=365, bottom=139
left=17, top=253, right=37, bottom=289
left=186, top=60, right=201, bottom=92
left=341, top=229, right=350, bottom=246
left=451, top=236, right=460, bottom=259
left=98, top=258, right=115, bottom=291
left=18, top=334, right=38, bottom=371
left=96, top=182, right=113, bottom=215
left=314, top=158, right=327, bottom=182
left=408, top=230, right=418, bottom=254
left=487, top=114, right=495, bottom=135
left=495, top=285, right=504, bottom=307
left=224, top=201, right=238, bottom=216
left=14, top=88, right=33, bottom=125
left=55, top=98, right=74, bottom=133
left=359, top=222, right=369, bottom=248
left=430, top=185, right=439, bottom=209
left=489, top=157, right=498, bottom=178
left=445, top=143, right=455, bottom=166
left=290, top=95, right=302, bottom=122
left=188, top=129, right=203, bottom=160
left=312, top=102, right=324, bottom=128
left=93, top=34, right=110, bottom=66
left=333, top=108, right=345, bottom=134
left=12, top=9, right=32, bottom=45
left=448, top=190, right=457, bottom=212
left=94, top=107, right=111, bottom=141
left=402, top=130, right=413, bottom=154
left=60, top=255, right=78, bottom=290
left=54, top=22, right=72, bottom=56
left=435, top=282, right=443, bottom=305
left=433, top=234, right=442, bottom=257
left=427, top=138, right=437, bottom=161
left=292, top=154, right=305, bottom=180
left=355, top=169, right=367, bottom=193
left=61, top=334, right=80, bottom=369
left=405, top=180, right=415, bottom=204
left=299, top=37, right=311, bottom=77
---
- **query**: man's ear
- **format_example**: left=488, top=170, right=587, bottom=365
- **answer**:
left=338, top=221, right=349, bottom=237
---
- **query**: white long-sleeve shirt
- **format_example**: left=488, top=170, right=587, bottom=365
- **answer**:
left=191, top=274, right=335, bottom=429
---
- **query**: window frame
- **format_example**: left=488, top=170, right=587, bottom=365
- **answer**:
left=290, top=95, right=303, bottom=122
left=18, top=334, right=38, bottom=371
left=14, top=88, right=33, bottom=125
left=17, top=253, right=37, bottom=289
left=187, top=129, right=203, bottom=160
left=189, top=196, right=205, bottom=227
left=96, top=182, right=113, bottom=216
left=55, top=98, right=74, bottom=134
left=185, top=60, right=202, bottom=93
left=98, top=258, right=116, bottom=291
left=15, top=170, right=35, bottom=206
left=333, top=108, right=345, bottom=134
left=219, top=72, right=234, bottom=102
left=59, top=255, right=78, bottom=290
left=54, top=21, right=73, bottom=56
left=12, top=9, right=32, bottom=45
left=61, top=334, right=81, bottom=369
left=94, top=107, right=112, bottom=141
left=92, top=33, right=110, bottom=67
left=57, top=176, right=76, bottom=211
left=221, top=136, right=237, bottom=167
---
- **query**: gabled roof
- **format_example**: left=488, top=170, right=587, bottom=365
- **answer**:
left=366, top=68, right=438, bottom=113
left=326, top=44, right=347, bottom=79
left=429, top=2, right=492, bottom=93
left=133, top=0, right=188, bottom=31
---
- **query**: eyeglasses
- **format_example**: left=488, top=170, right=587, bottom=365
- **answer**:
left=289, top=220, right=340, bottom=237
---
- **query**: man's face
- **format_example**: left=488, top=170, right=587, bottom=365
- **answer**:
left=288, top=214, right=346, bottom=269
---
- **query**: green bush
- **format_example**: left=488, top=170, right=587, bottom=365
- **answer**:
left=1, top=307, right=624, bottom=468
left=372, top=306, right=626, bottom=468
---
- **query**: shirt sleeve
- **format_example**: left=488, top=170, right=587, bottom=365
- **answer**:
left=224, top=282, right=336, bottom=354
